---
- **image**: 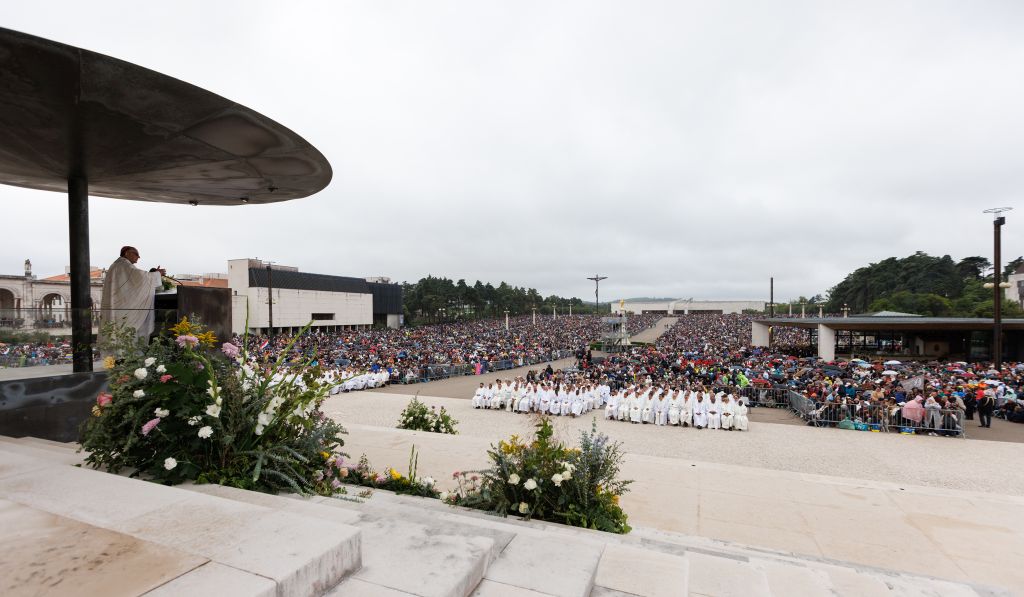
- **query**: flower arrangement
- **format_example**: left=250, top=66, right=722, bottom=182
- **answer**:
left=443, top=417, right=632, bottom=534
left=345, top=447, right=440, bottom=498
left=81, top=317, right=348, bottom=495
left=396, top=396, right=459, bottom=434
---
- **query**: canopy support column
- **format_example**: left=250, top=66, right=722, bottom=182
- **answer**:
left=69, top=176, right=93, bottom=372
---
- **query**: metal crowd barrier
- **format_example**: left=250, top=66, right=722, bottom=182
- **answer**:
left=722, top=386, right=791, bottom=408
left=796, top=400, right=965, bottom=438
left=395, top=349, right=575, bottom=385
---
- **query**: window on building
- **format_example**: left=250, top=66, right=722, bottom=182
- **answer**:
left=311, top=313, right=334, bottom=321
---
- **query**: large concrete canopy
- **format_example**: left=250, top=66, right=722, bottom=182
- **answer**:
left=0, top=27, right=332, bottom=372
left=0, top=27, right=332, bottom=205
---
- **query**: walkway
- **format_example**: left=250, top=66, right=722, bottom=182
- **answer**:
left=324, top=391, right=1024, bottom=593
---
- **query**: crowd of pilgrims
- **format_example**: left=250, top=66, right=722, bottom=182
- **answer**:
left=472, top=378, right=749, bottom=430
left=0, top=340, right=78, bottom=366
left=467, top=314, right=1024, bottom=433
left=233, top=314, right=662, bottom=391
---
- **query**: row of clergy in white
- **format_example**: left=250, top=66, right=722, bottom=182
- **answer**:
left=321, top=368, right=391, bottom=394
left=470, top=380, right=749, bottom=430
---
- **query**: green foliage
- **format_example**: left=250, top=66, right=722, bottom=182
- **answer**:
left=445, top=417, right=632, bottom=534
left=401, top=276, right=603, bottom=323
left=396, top=397, right=458, bottom=434
left=81, top=318, right=348, bottom=496
left=826, top=252, right=1022, bottom=317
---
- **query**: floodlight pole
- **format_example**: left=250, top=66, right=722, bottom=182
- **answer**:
left=266, top=263, right=274, bottom=335
left=985, top=207, right=1012, bottom=368
left=587, top=275, right=607, bottom=315
left=69, top=176, right=92, bottom=372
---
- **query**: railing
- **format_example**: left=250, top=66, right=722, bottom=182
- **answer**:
left=793, top=398, right=965, bottom=438
left=394, top=349, right=576, bottom=384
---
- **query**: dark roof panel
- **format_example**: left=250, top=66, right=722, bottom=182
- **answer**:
left=248, top=268, right=369, bottom=294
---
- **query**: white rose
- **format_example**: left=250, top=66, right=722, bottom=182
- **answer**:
left=551, top=473, right=563, bottom=487
left=156, top=364, right=166, bottom=374
left=561, top=470, right=571, bottom=481
left=134, top=368, right=148, bottom=380
left=439, top=491, right=450, bottom=501
left=154, top=408, right=169, bottom=418
left=205, top=404, right=221, bottom=418
left=144, top=357, right=156, bottom=367
left=423, top=477, right=435, bottom=487
left=133, top=389, right=146, bottom=398
left=507, top=473, right=520, bottom=485
left=518, top=502, right=529, bottom=514
left=523, top=478, right=537, bottom=491
left=187, top=416, right=201, bottom=426
left=163, top=457, right=177, bottom=470
left=197, top=426, right=213, bottom=439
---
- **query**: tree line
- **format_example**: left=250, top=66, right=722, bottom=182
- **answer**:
left=401, top=276, right=607, bottom=323
left=823, top=252, right=1024, bottom=317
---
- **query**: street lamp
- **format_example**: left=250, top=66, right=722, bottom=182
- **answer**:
left=587, top=275, right=607, bottom=315
left=841, top=303, right=850, bottom=318
left=532, top=306, right=536, bottom=325
left=984, top=207, right=1013, bottom=368
left=504, top=309, right=509, bottom=331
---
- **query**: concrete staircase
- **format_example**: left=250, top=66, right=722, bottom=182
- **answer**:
left=0, top=436, right=1012, bottom=597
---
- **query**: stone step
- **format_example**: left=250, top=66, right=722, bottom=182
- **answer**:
left=0, top=446, right=362, bottom=597
left=319, top=487, right=1007, bottom=597
left=14, top=435, right=80, bottom=453
left=0, top=435, right=84, bottom=465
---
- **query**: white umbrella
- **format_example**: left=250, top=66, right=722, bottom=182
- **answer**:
left=857, top=362, right=872, bottom=368
left=851, top=358, right=868, bottom=363
left=984, top=379, right=1001, bottom=386
left=882, top=370, right=899, bottom=376
left=884, top=360, right=901, bottom=366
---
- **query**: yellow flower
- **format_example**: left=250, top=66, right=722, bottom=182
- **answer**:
left=612, top=495, right=620, bottom=505
left=389, top=468, right=402, bottom=480
left=169, top=316, right=192, bottom=336
left=103, top=356, right=116, bottom=370
left=197, top=331, right=217, bottom=347
left=321, top=451, right=331, bottom=460
left=91, top=405, right=102, bottom=417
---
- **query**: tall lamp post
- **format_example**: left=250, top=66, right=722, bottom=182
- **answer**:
left=984, top=207, right=1012, bottom=368
left=587, top=275, right=607, bottom=315
left=504, top=309, right=509, bottom=331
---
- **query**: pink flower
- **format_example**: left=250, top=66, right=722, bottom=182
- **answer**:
left=375, top=474, right=387, bottom=483
left=195, top=363, right=204, bottom=371
left=96, top=392, right=113, bottom=407
left=221, top=342, right=240, bottom=358
left=141, top=418, right=161, bottom=436
left=160, top=374, right=173, bottom=383
left=452, top=471, right=461, bottom=479
left=175, top=335, right=199, bottom=348
left=331, top=479, right=342, bottom=489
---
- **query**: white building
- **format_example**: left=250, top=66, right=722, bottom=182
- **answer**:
left=1008, top=263, right=1024, bottom=309
left=228, top=259, right=402, bottom=335
left=613, top=299, right=765, bottom=315
left=0, top=260, right=104, bottom=334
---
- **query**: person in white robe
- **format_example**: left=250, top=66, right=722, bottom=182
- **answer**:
left=560, top=388, right=573, bottom=416
left=667, top=389, right=681, bottom=425
left=653, top=393, right=669, bottom=426
left=571, top=389, right=584, bottom=417
left=549, top=388, right=561, bottom=415
left=99, top=246, right=165, bottom=351
left=472, top=383, right=486, bottom=408
left=708, top=393, right=722, bottom=430
left=681, top=390, right=695, bottom=427
left=605, top=391, right=621, bottom=420
left=734, top=401, right=749, bottom=431
left=539, top=386, right=551, bottom=413
left=628, top=391, right=644, bottom=424
left=617, top=390, right=631, bottom=421
left=720, top=395, right=735, bottom=430
left=692, top=394, right=709, bottom=429
left=640, top=389, right=654, bottom=424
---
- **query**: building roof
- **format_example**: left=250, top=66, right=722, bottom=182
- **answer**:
left=177, top=278, right=228, bottom=288
left=41, top=268, right=104, bottom=282
left=755, top=317, right=1024, bottom=331
left=248, top=267, right=370, bottom=294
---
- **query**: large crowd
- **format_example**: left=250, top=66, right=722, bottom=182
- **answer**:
left=468, top=314, right=1024, bottom=435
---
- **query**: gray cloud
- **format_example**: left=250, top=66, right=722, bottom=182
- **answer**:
left=1, top=1, right=1022, bottom=303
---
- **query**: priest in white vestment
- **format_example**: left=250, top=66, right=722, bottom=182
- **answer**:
left=734, top=402, right=749, bottom=431
left=99, top=246, right=165, bottom=351
left=692, top=394, right=709, bottom=429
left=720, top=395, right=735, bottom=430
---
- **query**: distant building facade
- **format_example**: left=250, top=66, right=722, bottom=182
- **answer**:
left=613, top=299, right=765, bottom=315
left=228, top=259, right=402, bottom=335
left=0, top=260, right=103, bottom=334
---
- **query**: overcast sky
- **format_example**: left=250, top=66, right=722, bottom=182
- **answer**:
left=3, top=1, right=1023, bottom=302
